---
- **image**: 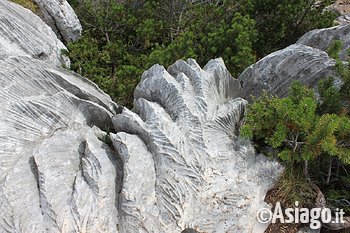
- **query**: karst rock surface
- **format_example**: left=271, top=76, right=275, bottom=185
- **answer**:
left=4, top=0, right=348, bottom=231
left=0, top=0, right=69, bottom=67
left=0, top=56, right=121, bottom=233
left=297, top=24, right=350, bottom=60
left=0, top=1, right=283, bottom=232
left=238, top=44, right=340, bottom=99
left=112, top=58, right=282, bottom=232
left=33, top=0, right=82, bottom=43
left=0, top=55, right=282, bottom=232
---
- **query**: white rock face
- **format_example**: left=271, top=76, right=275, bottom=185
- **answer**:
left=297, top=25, right=350, bottom=60
left=0, top=0, right=69, bottom=67
left=238, top=44, right=339, bottom=100
left=0, top=56, right=120, bottom=232
left=0, top=55, right=282, bottom=232
left=0, top=2, right=283, bottom=232
left=6, top=0, right=346, bottom=231
left=34, top=0, right=82, bottom=43
left=112, top=58, right=282, bottom=232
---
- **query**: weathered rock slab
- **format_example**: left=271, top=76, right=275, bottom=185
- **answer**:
left=0, top=56, right=120, bottom=233
left=0, top=2, right=283, bottom=232
left=112, top=58, right=282, bottom=232
left=297, top=25, right=350, bottom=60
left=0, top=55, right=282, bottom=232
left=238, top=44, right=339, bottom=99
left=0, top=0, right=69, bottom=67
left=34, top=0, right=82, bottom=43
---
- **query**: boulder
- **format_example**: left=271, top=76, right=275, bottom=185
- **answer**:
left=34, top=0, right=82, bottom=43
left=238, top=44, right=340, bottom=100
left=0, top=0, right=69, bottom=67
left=297, top=24, right=350, bottom=60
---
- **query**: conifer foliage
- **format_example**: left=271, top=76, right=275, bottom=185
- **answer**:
left=241, top=41, right=350, bottom=215
left=65, top=0, right=336, bottom=107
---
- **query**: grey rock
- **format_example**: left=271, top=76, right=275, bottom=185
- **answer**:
left=297, top=227, right=320, bottom=233
left=0, top=56, right=121, bottom=232
left=0, top=55, right=282, bottom=232
left=0, top=2, right=283, bottom=231
left=112, top=58, right=282, bottom=232
left=238, top=44, right=339, bottom=100
left=0, top=0, right=69, bottom=67
left=33, top=0, right=82, bottom=43
left=297, top=24, right=350, bottom=60
left=336, top=14, right=350, bottom=25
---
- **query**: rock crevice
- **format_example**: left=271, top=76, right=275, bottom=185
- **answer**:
left=33, top=0, right=82, bottom=43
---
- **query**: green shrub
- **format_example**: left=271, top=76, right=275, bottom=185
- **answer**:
left=66, top=0, right=336, bottom=107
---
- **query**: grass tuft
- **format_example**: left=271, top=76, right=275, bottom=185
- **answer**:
left=10, top=0, right=40, bottom=15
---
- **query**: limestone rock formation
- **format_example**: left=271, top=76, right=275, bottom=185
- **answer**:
left=0, top=0, right=69, bottom=67
left=0, top=54, right=282, bottom=232
left=6, top=0, right=350, bottom=231
left=238, top=44, right=339, bottom=100
left=112, top=58, right=282, bottom=232
left=0, top=55, right=121, bottom=232
left=33, top=0, right=82, bottom=43
left=239, top=25, right=350, bottom=100
left=335, top=13, right=350, bottom=25
left=297, top=24, right=350, bottom=60
left=0, top=1, right=284, bottom=232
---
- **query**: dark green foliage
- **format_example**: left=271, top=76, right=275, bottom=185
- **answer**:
left=66, top=0, right=260, bottom=107
left=251, top=0, right=337, bottom=57
left=241, top=81, right=350, bottom=175
left=66, top=0, right=336, bottom=107
left=148, top=12, right=257, bottom=76
left=65, top=0, right=156, bottom=107
left=336, top=58, right=350, bottom=106
left=241, top=81, right=350, bottom=212
left=242, top=39, right=350, bottom=211
left=327, top=39, right=343, bottom=59
left=317, top=77, right=342, bottom=115
left=241, top=82, right=315, bottom=163
left=326, top=177, right=350, bottom=215
left=310, top=40, right=350, bottom=216
left=326, top=40, right=350, bottom=112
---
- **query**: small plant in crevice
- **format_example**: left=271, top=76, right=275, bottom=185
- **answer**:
left=97, top=127, right=112, bottom=146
